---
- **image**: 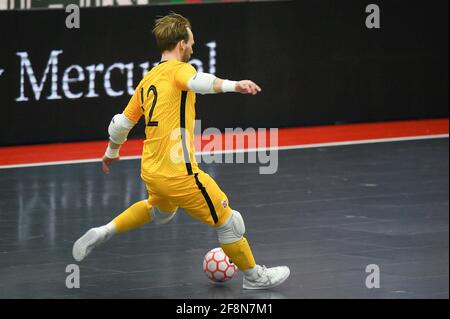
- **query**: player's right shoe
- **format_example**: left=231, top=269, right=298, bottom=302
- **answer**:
left=243, top=265, right=290, bottom=290
left=72, top=227, right=112, bottom=262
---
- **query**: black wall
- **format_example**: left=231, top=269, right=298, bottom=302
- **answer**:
left=0, top=0, right=448, bottom=146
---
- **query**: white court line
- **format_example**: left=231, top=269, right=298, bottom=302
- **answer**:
left=0, top=134, right=448, bottom=170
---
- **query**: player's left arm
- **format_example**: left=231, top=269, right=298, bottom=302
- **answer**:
left=213, top=77, right=262, bottom=95
left=174, top=63, right=261, bottom=95
left=188, top=73, right=262, bottom=95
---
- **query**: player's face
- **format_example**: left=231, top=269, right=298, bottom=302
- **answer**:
left=181, top=28, right=194, bottom=63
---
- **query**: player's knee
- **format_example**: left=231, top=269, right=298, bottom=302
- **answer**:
left=216, top=210, right=245, bottom=244
left=151, top=206, right=177, bottom=225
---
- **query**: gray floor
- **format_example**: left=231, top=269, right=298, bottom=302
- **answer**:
left=0, top=138, right=448, bottom=299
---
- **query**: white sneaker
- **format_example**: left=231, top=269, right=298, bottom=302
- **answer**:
left=72, top=227, right=111, bottom=262
left=243, top=265, right=290, bottom=290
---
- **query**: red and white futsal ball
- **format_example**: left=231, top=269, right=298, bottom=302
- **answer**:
left=203, top=247, right=238, bottom=282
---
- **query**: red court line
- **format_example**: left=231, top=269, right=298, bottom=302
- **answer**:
left=0, top=118, right=448, bottom=166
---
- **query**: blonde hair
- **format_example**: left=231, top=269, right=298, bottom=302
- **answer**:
left=152, top=13, right=192, bottom=52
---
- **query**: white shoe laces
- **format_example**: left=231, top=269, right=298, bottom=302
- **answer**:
left=257, top=265, right=272, bottom=284
left=259, top=265, right=268, bottom=274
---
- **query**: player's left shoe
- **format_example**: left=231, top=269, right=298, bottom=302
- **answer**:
left=72, top=227, right=112, bottom=262
left=243, top=265, right=290, bottom=290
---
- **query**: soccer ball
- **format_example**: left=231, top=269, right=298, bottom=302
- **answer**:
left=203, top=247, right=238, bottom=282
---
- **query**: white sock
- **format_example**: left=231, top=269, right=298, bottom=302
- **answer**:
left=100, top=221, right=117, bottom=239
left=243, top=265, right=260, bottom=279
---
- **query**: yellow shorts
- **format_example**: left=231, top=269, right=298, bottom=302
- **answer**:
left=143, top=170, right=232, bottom=227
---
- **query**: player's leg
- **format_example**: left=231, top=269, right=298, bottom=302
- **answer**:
left=113, top=196, right=178, bottom=230
left=217, top=210, right=290, bottom=290
left=72, top=192, right=177, bottom=262
left=173, top=171, right=290, bottom=289
left=171, top=171, right=257, bottom=272
left=150, top=197, right=179, bottom=225
left=72, top=199, right=152, bottom=262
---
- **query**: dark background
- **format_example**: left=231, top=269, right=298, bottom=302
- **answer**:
left=0, top=0, right=448, bottom=146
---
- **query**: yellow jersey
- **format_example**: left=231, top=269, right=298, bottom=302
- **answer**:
left=123, top=60, right=200, bottom=180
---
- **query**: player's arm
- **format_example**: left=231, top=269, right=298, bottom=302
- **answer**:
left=102, top=113, right=136, bottom=174
left=175, top=64, right=261, bottom=95
left=102, top=87, right=142, bottom=174
left=102, top=140, right=121, bottom=175
left=188, top=73, right=262, bottom=95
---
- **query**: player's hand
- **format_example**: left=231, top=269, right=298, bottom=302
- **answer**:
left=102, top=155, right=119, bottom=174
left=236, top=80, right=262, bottom=95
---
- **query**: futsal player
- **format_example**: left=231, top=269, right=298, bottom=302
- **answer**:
left=73, top=13, right=290, bottom=290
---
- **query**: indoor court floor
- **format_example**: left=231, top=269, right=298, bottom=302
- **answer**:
left=0, top=138, right=448, bottom=299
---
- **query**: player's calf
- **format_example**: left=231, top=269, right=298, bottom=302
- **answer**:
left=216, top=210, right=290, bottom=289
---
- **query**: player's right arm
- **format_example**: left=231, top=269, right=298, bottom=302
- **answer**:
left=102, top=85, right=143, bottom=174
left=174, top=63, right=262, bottom=95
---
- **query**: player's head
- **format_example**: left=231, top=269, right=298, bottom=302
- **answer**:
left=152, top=12, right=194, bottom=62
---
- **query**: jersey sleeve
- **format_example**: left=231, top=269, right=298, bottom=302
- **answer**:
left=174, top=63, right=197, bottom=91
left=123, top=85, right=143, bottom=123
